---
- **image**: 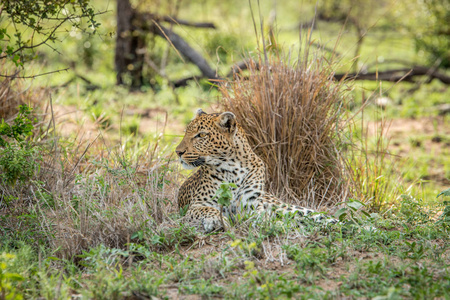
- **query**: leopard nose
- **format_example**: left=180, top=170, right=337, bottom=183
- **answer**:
left=176, top=150, right=186, bottom=157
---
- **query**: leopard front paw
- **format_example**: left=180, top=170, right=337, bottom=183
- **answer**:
left=202, top=216, right=231, bottom=233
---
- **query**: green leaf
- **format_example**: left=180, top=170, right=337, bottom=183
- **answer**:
left=370, top=213, right=381, bottom=220
left=437, top=188, right=450, bottom=198
left=4, top=273, right=24, bottom=281
left=214, top=182, right=236, bottom=207
left=361, top=210, right=371, bottom=217
left=131, top=230, right=143, bottom=240
left=347, top=199, right=365, bottom=211
left=334, top=208, right=347, bottom=221
left=45, top=256, right=60, bottom=261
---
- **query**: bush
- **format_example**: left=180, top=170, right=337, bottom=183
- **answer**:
left=0, top=80, right=182, bottom=259
left=220, top=53, right=350, bottom=208
left=0, top=105, right=41, bottom=186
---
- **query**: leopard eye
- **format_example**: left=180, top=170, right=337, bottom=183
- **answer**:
left=195, top=132, right=207, bottom=138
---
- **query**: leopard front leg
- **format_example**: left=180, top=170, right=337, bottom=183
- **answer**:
left=183, top=204, right=229, bottom=233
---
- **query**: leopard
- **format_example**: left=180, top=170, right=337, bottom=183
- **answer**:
left=176, top=109, right=337, bottom=233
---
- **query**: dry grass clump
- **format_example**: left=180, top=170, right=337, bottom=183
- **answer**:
left=1, top=134, right=181, bottom=258
left=37, top=149, right=180, bottom=258
left=220, top=55, right=351, bottom=209
left=0, top=86, right=181, bottom=258
left=0, top=66, right=183, bottom=259
left=0, top=64, right=46, bottom=120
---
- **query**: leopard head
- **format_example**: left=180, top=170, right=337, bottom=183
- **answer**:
left=175, top=109, right=237, bottom=170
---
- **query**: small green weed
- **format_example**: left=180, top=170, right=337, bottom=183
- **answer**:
left=334, top=199, right=379, bottom=232
left=0, top=252, right=24, bottom=300
left=398, top=195, right=430, bottom=225
left=0, top=105, right=34, bottom=146
left=283, top=244, right=330, bottom=279
left=78, top=244, right=129, bottom=272
left=399, top=241, right=426, bottom=260
left=229, top=239, right=260, bottom=258
left=436, top=188, right=450, bottom=227
left=181, top=278, right=224, bottom=297
left=213, top=182, right=237, bottom=230
left=0, top=105, right=41, bottom=186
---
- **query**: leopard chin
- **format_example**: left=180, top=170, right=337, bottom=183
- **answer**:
left=181, top=161, right=196, bottom=170
left=180, top=158, right=205, bottom=170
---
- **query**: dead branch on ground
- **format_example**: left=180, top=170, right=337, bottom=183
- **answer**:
left=334, top=66, right=450, bottom=85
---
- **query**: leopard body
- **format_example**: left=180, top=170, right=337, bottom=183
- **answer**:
left=176, top=109, right=335, bottom=232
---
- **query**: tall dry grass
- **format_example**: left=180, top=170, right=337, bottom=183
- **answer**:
left=220, top=54, right=351, bottom=209
left=34, top=144, right=180, bottom=258
left=0, top=62, right=46, bottom=120
left=1, top=129, right=180, bottom=258
left=0, top=76, right=181, bottom=258
left=345, top=103, right=403, bottom=211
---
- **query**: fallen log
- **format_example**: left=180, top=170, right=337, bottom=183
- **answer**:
left=334, top=66, right=450, bottom=85
left=150, top=22, right=219, bottom=80
left=145, top=13, right=216, bottom=29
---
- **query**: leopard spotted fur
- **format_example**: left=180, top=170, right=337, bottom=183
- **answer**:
left=176, top=109, right=336, bottom=232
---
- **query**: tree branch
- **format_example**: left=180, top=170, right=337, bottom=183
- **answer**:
left=334, top=66, right=450, bottom=84
left=227, top=60, right=260, bottom=77
left=152, top=14, right=216, bottom=29
left=0, top=68, right=70, bottom=79
left=173, top=76, right=200, bottom=88
left=0, top=10, right=103, bottom=60
left=173, top=64, right=450, bottom=88
left=150, top=21, right=218, bottom=80
left=174, top=60, right=258, bottom=87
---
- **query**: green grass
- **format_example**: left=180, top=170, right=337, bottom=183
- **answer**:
left=1, top=201, right=449, bottom=299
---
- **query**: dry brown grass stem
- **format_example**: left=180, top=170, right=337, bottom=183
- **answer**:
left=0, top=62, right=46, bottom=120
left=0, top=78, right=181, bottom=257
left=221, top=54, right=351, bottom=209
left=33, top=133, right=182, bottom=258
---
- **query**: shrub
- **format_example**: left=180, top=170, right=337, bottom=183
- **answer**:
left=220, top=53, right=350, bottom=208
left=0, top=105, right=41, bottom=186
left=0, top=252, right=24, bottom=300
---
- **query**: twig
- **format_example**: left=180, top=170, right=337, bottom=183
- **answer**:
left=174, top=60, right=257, bottom=87
left=0, top=10, right=108, bottom=60
left=0, top=68, right=70, bottom=79
left=0, top=17, right=69, bottom=60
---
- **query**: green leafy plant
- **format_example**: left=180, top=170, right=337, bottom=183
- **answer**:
left=436, top=188, right=450, bottom=199
left=0, top=146, right=39, bottom=186
left=436, top=188, right=450, bottom=227
left=0, top=253, right=24, bottom=300
left=0, top=105, right=34, bottom=146
left=413, top=0, right=450, bottom=68
left=401, top=241, right=426, bottom=260
left=334, top=199, right=378, bottom=226
left=213, top=182, right=237, bottom=231
left=398, top=195, right=430, bottom=225
left=0, top=105, right=40, bottom=186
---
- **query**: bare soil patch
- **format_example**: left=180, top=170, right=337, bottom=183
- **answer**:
left=368, top=116, right=450, bottom=185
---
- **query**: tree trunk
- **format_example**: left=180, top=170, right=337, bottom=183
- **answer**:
left=115, top=0, right=145, bottom=88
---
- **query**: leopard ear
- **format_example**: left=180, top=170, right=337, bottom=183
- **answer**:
left=194, top=108, right=207, bottom=118
left=216, top=112, right=236, bottom=134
